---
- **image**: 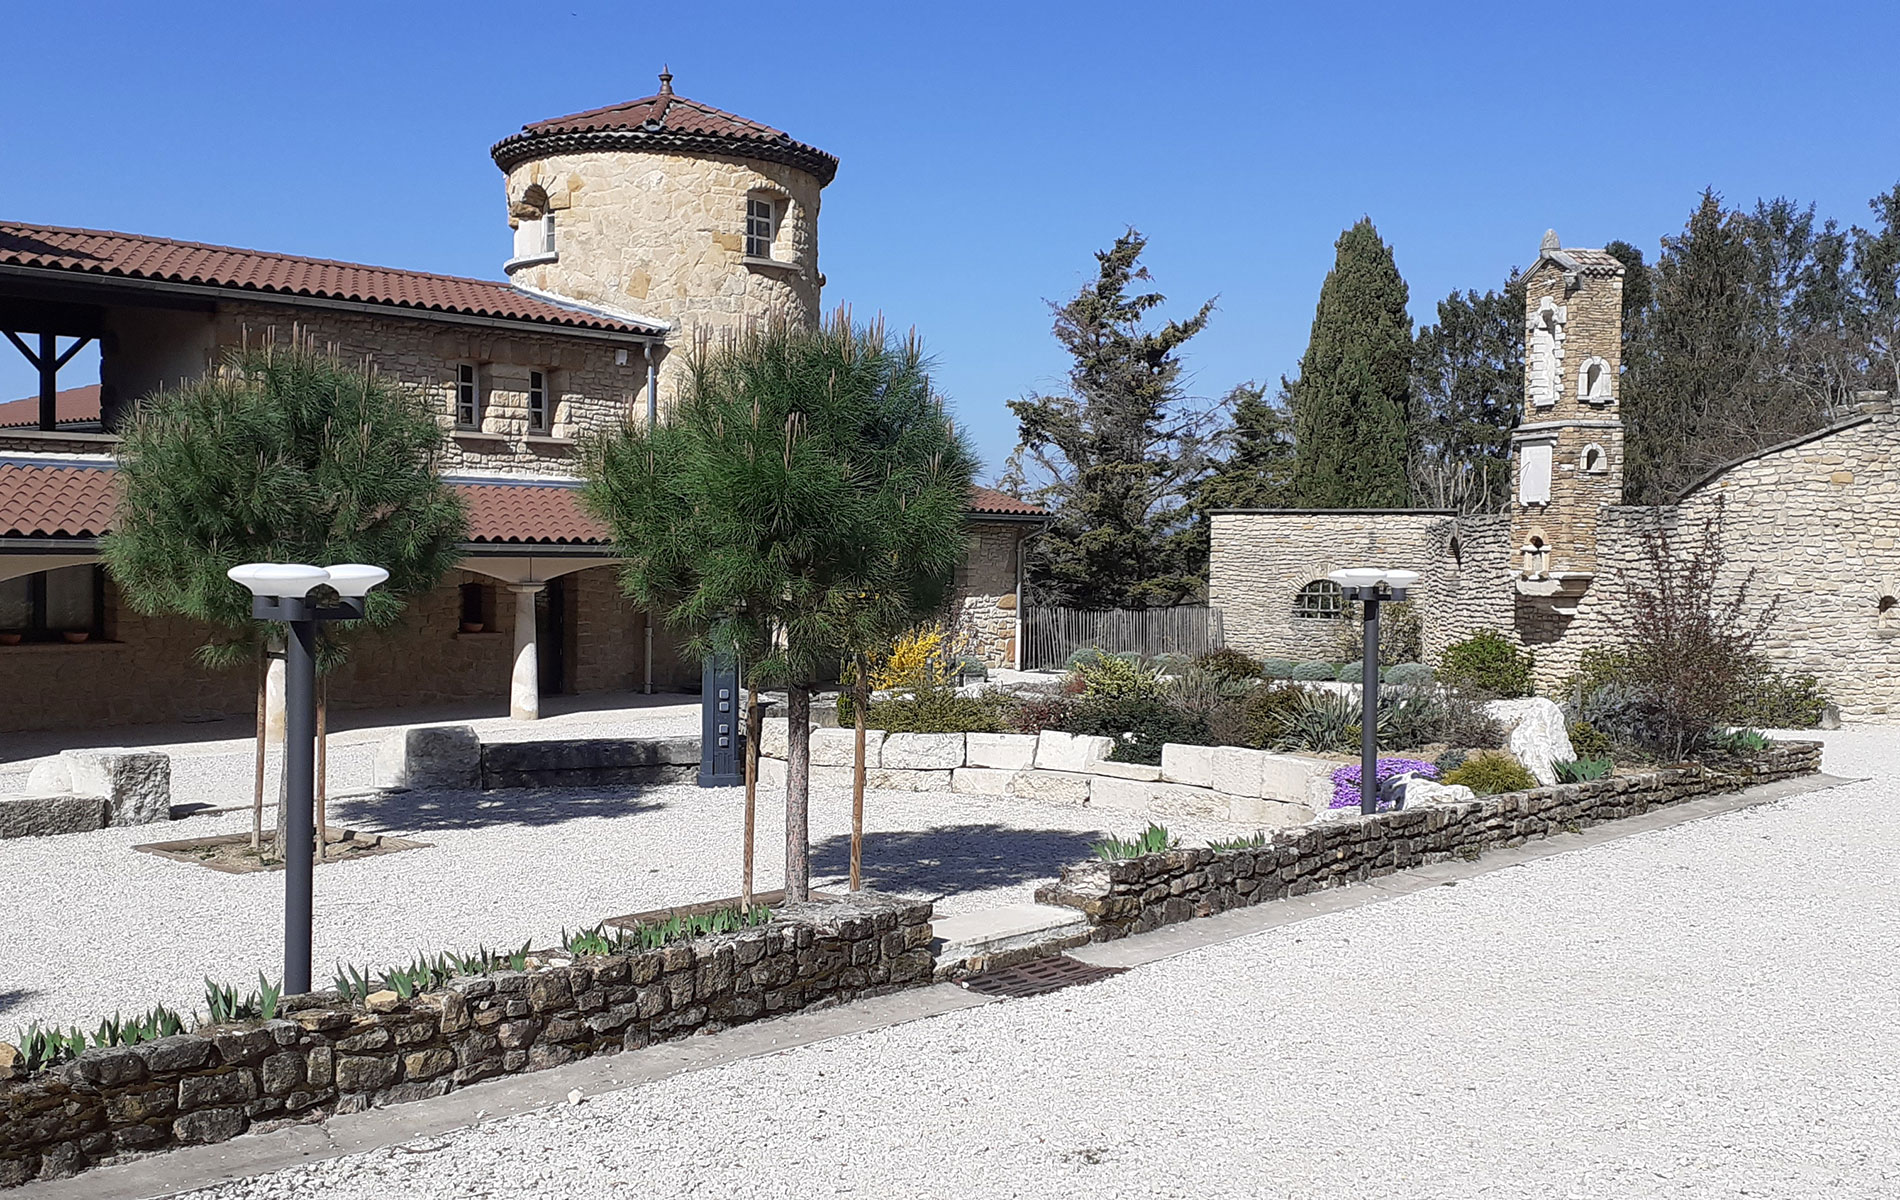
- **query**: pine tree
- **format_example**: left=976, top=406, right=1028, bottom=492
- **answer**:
left=1287, top=219, right=1414, bottom=507
left=582, top=313, right=975, bottom=902
left=1853, top=182, right=1900, bottom=396
left=1196, top=382, right=1295, bottom=511
left=1004, top=230, right=1217, bottom=610
left=1409, top=278, right=1523, bottom=513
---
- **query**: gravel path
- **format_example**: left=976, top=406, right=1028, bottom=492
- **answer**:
left=181, top=729, right=1900, bottom=1200
left=0, top=773, right=1252, bottom=1031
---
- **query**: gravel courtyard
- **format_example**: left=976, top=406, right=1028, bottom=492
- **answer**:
left=172, top=729, right=1900, bottom=1200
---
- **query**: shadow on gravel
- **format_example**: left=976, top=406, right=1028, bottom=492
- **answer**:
left=0, top=989, right=42, bottom=1022
left=334, top=788, right=665, bottom=832
left=812, top=824, right=1099, bottom=897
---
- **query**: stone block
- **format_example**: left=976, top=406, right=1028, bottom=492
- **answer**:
left=1160, top=743, right=1214, bottom=787
left=1210, top=747, right=1266, bottom=797
left=1225, top=796, right=1315, bottom=827
left=756, top=756, right=787, bottom=792
left=1259, top=754, right=1332, bottom=806
left=1086, top=759, right=1162, bottom=782
left=1484, top=698, right=1575, bottom=786
left=951, top=767, right=1017, bottom=795
left=373, top=725, right=481, bottom=791
left=810, top=726, right=879, bottom=768
left=1008, top=770, right=1092, bottom=804
left=61, top=749, right=171, bottom=826
left=864, top=768, right=955, bottom=793
left=760, top=717, right=790, bottom=759
left=24, top=757, right=68, bottom=796
left=965, top=732, right=1038, bottom=770
left=0, top=793, right=107, bottom=839
left=479, top=737, right=699, bottom=789
left=1035, top=731, right=1113, bottom=772
left=880, top=733, right=965, bottom=770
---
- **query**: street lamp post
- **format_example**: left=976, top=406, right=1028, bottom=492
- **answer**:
left=1328, top=567, right=1420, bottom=816
left=227, top=562, right=388, bottom=995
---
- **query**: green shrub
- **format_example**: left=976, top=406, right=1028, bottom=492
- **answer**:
left=1192, top=647, right=1261, bottom=683
left=1258, top=657, right=1299, bottom=679
left=1333, top=598, right=1423, bottom=665
left=1381, top=686, right=1444, bottom=751
left=1239, top=682, right=1306, bottom=749
left=1091, top=822, right=1177, bottom=861
left=863, top=687, right=1005, bottom=734
left=1567, top=720, right=1613, bottom=760
left=954, top=656, right=989, bottom=683
left=1709, top=727, right=1772, bottom=756
left=1385, top=662, right=1434, bottom=687
left=1441, top=750, right=1537, bottom=796
left=1731, top=669, right=1827, bottom=729
left=1291, top=661, right=1337, bottom=680
left=1336, top=660, right=1367, bottom=683
left=1433, top=748, right=1469, bottom=776
left=1270, top=689, right=1365, bottom=753
left=1005, top=689, right=1075, bottom=734
left=1062, top=694, right=1209, bottom=765
left=1206, top=830, right=1271, bottom=852
left=1438, top=631, right=1535, bottom=698
left=1068, top=652, right=1160, bottom=700
left=1552, top=757, right=1614, bottom=783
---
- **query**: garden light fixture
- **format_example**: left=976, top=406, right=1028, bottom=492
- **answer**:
left=1327, top=567, right=1420, bottom=815
left=227, top=560, right=386, bottom=995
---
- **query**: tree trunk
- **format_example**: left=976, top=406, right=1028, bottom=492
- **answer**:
left=315, top=676, right=328, bottom=863
left=784, top=684, right=811, bottom=903
left=251, top=651, right=267, bottom=851
left=851, top=664, right=868, bottom=892
left=742, top=681, right=761, bottom=913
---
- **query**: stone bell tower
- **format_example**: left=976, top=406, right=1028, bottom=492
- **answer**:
left=1510, top=230, right=1626, bottom=614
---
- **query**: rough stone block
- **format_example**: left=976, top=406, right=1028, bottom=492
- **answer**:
left=1484, top=698, right=1575, bottom=786
left=1225, top=796, right=1315, bottom=827
left=880, top=733, right=966, bottom=770
left=809, top=726, right=879, bottom=768
left=373, top=725, right=481, bottom=791
left=864, top=768, right=955, bottom=793
left=1160, top=743, right=1214, bottom=787
left=1086, top=759, right=1162, bottom=782
left=1008, top=770, right=1092, bottom=804
left=1259, top=753, right=1331, bottom=806
left=1210, top=747, right=1266, bottom=797
left=24, top=757, right=69, bottom=796
left=479, top=737, right=699, bottom=789
left=760, top=717, right=790, bottom=759
left=0, top=793, right=107, bottom=839
left=756, top=756, right=787, bottom=792
left=965, top=732, right=1038, bottom=770
left=1092, top=778, right=1233, bottom=819
left=1035, top=730, right=1113, bottom=772
left=61, top=749, right=171, bottom=826
left=951, top=767, right=1017, bottom=795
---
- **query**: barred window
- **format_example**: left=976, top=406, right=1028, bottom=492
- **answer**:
left=528, top=369, right=549, bottom=433
left=455, top=363, right=481, bottom=429
left=1292, top=579, right=1345, bottom=620
left=745, top=195, right=775, bottom=259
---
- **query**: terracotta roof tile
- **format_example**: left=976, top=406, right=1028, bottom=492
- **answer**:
left=0, top=463, right=118, bottom=537
left=493, top=83, right=838, bottom=185
left=0, top=223, right=664, bottom=335
left=968, top=486, right=1049, bottom=517
left=0, top=385, right=101, bottom=429
left=458, top=482, right=607, bottom=545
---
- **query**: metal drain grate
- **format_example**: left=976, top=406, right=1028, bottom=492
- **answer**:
left=958, top=955, right=1126, bottom=999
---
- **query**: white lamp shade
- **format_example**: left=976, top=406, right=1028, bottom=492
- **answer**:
left=227, top=563, right=329, bottom=599
left=323, top=564, right=390, bottom=598
left=1328, top=568, right=1387, bottom=590
left=1383, top=569, right=1421, bottom=591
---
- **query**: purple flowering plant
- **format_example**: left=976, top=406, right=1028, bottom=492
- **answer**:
left=1329, top=758, right=1438, bottom=810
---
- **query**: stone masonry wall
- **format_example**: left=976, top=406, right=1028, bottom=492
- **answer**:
left=1038, top=742, right=1821, bottom=939
left=0, top=892, right=934, bottom=1188
left=948, top=523, right=1026, bottom=668
left=1209, top=511, right=1451, bottom=661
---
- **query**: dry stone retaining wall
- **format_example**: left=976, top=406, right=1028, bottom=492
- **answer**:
left=0, top=893, right=933, bottom=1188
left=1036, top=741, right=1821, bottom=939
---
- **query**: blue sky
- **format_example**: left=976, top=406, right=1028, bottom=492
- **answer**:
left=5, top=0, right=1897, bottom=478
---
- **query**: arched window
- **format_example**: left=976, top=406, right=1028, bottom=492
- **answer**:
left=1581, top=442, right=1608, bottom=474
left=1292, top=579, right=1345, bottom=620
left=509, top=185, right=557, bottom=267
left=1577, top=356, right=1613, bottom=403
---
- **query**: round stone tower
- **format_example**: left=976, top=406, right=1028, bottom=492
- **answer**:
left=490, top=71, right=838, bottom=404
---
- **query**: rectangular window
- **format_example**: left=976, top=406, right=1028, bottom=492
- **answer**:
left=528, top=369, right=549, bottom=433
left=745, top=196, right=774, bottom=259
left=0, top=565, right=104, bottom=642
left=455, top=363, right=481, bottom=429
left=541, top=214, right=556, bottom=255
left=1520, top=441, right=1554, bottom=505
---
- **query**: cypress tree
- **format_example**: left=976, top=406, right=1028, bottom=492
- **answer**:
left=1409, top=277, right=1523, bottom=514
left=1196, top=382, right=1295, bottom=511
left=1288, top=219, right=1414, bottom=507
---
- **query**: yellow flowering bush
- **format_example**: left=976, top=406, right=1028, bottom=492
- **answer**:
left=870, top=624, right=956, bottom=692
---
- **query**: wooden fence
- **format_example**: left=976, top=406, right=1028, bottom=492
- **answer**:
left=1019, top=605, right=1225, bottom=671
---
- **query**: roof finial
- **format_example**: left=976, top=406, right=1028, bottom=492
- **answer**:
left=658, top=65, right=674, bottom=95
left=1541, top=229, right=1561, bottom=253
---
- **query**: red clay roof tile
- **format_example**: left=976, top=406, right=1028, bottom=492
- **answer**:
left=0, top=385, right=101, bottom=429
left=0, top=463, right=118, bottom=537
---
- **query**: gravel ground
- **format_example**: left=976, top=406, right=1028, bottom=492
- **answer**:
left=0, top=772, right=1253, bottom=1031
left=177, top=728, right=1900, bottom=1200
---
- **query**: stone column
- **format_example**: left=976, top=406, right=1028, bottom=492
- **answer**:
left=509, top=583, right=545, bottom=721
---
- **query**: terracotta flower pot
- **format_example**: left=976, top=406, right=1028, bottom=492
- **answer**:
left=0, top=632, right=20, bottom=645
left=461, top=621, right=485, bottom=634
left=61, top=630, right=91, bottom=644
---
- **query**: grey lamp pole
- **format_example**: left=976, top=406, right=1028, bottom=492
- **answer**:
left=228, top=563, right=387, bottom=995
left=1329, top=568, right=1419, bottom=816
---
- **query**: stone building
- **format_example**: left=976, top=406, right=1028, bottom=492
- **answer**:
left=1210, top=231, right=1900, bottom=720
left=0, top=76, right=1045, bottom=735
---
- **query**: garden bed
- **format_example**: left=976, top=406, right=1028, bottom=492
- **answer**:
left=131, top=829, right=430, bottom=874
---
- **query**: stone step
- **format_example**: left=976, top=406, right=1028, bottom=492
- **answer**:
left=930, top=902, right=1092, bottom=967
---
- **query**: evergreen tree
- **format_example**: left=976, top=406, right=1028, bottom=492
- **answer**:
left=1287, top=219, right=1414, bottom=507
left=1853, top=182, right=1900, bottom=396
left=1409, top=278, right=1523, bottom=513
left=582, top=314, right=975, bottom=901
left=1004, top=230, right=1217, bottom=609
left=1196, top=382, right=1296, bottom=511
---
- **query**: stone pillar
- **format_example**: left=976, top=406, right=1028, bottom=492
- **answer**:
left=264, top=653, right=286, bottom=743
left=509, top=584, right=545, bottom=721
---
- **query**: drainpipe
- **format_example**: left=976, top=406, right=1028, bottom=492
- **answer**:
left=643, top=341, right=659, bottom=694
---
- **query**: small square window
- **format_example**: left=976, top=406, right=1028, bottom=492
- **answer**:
left=528, top=369, right=550, bottom=433
left=455, top=363, right=482, bottom=429
left=745, top=196, right=775, bottom=259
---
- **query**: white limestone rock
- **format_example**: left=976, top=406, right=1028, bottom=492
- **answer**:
left=951, top=767, right=1018, bottom=795
left=760, top=717, right=790, bottom=760
left=1226, top=795, right=1316, bottom=828
left=810, top=726, right=880, bottom=768
left=1159, top=743, right=1214, bottom=787
left=1034, top=731, right=1114, bottom=773
left=1483, top=698, right=1576, bottom=786
left=61, top=749, right=172, bottom=826
left=1008, top=770, right=1092, bottom=804
left=1086, top=759, right=1163, bottom=782
left=1400, top=778, right=1478, bottom=806
left=24, top=758, right=70, bottom=797
left=1259, top=753, right=1334, bottom=808
left=880, top=733, right=966, bottom=770
left=1210, top=747, right=1266, bottom=798
left=965, top=733, right=1038, bottom=771
left=373, top=725, right=481, bottom=791
left=864, top=768, right=955, bottom=792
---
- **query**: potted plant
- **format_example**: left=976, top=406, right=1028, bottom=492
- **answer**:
left=0, top=631, right=21, bottom=645
left=460, top=620, right=485, bottom=634
left=62, top=629, right=91, bottom=644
